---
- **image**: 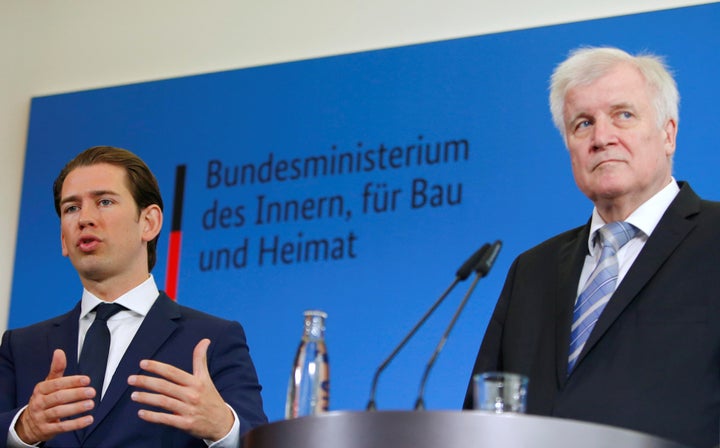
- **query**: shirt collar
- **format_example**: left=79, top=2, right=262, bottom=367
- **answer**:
left=587, top=178, right=680, bottom=253
left=80, top=275, right=160, bottom=319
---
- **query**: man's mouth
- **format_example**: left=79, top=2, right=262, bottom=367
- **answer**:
left=594, top=159, right=624, bottom=170
left=78, top=236, right=101, bottom=252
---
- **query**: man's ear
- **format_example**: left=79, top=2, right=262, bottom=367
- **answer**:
left=61, top=232, right=69, bottom=257
left=663, top=118, right=678, bottom=158
left=140, top=204, right=163, bottom=243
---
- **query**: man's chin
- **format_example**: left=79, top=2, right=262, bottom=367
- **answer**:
left=582, top=183, right=625, bottom=201
left=71, top=259, right=109, bottom=282
left=582, top=172, right=632, bottom=198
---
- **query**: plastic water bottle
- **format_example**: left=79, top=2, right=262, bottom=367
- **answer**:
left=285, top=310, right=330, bottom=419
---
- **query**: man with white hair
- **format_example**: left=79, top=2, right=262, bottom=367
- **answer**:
left=464, top=47, right=720, bottom=448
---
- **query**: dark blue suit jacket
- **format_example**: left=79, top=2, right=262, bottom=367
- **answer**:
left=464, top=183, right=720, bottom=448
left=0, top=292, right=267, bottom=447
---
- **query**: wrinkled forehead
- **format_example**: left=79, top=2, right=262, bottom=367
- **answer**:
left=563, top=64, right=654, bottom=118
left=567, top=62, right=647, bottom=95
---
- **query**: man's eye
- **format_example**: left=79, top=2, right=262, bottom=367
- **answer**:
left=576, top=120, right=592, bottom=130
left=63, top=205, right=79, bottom=214
left=99, top=199, right=114, bottom=207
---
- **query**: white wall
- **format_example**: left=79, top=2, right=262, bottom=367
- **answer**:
left=0, top=0, right=710, bottom=332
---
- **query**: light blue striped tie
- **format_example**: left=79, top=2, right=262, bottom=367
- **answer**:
left=568, top=221, right=638, bottom=374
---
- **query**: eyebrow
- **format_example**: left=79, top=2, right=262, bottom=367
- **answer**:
left=567, top=101, right=637, bottom=126
left=59, top=190, right=120, bottom=206
left=609, top=102, right=635, bottom=112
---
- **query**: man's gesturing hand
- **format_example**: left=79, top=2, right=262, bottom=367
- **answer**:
left=128, top=339, right=234, bottom=442
left=16, top=349, right=95, bottom=444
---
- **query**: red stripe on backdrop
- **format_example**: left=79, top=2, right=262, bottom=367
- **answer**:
left=165, top=230, right=182, bottom=300
left=165, top=164, right=186, bottom=301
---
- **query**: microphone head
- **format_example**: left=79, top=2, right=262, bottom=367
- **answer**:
left=475, top=240, right=502, bottom=277
left=455, top=244, right=490, bottom=280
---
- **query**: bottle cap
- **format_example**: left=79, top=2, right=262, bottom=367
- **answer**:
left=303, top=310, right=328, bottom=319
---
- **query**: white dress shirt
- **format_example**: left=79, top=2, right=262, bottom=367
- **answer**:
left=77, top=276, right=156, bottom=398
left=577, top=179, right=681, bottom=297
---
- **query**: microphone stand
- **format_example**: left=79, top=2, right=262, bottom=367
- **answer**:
left=414, top=240, right=502, bottom=410
left=365, top=244, right=490, bottom=411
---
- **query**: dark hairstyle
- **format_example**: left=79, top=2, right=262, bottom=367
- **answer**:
left=53, top=146, right=164, bottom=271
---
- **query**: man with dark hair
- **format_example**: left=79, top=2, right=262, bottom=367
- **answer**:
left=0, top=146, right=267, bottom=447
left=464, top=47, right=720, bottom=448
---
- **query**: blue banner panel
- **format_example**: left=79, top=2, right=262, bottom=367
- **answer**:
left=11, top=3, right=720, bottom=421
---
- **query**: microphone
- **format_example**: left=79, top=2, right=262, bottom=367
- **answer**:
left=365, top=243, right=491, bottom=411
left=413, top=239, right=502, bottom=410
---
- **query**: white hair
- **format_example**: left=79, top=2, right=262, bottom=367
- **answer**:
left=549, top=47, right=679, bottom=138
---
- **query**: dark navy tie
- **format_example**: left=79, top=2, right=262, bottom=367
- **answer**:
left=79, top=303, right=125, bottom=406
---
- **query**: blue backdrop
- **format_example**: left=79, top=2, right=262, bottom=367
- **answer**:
left=10, top=3, right=720, bottom=422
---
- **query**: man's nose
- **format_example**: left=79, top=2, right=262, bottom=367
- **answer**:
left=78, top=206, right=97, bottom=227
left=591, top=117, right=618, bottom=149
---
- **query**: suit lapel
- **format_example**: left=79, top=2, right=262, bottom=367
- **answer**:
left=49, top=304, right=84, bottom=447
left=48, top=303, right=82, bottom=376
left=574, top=184, right=700, bottom=372
left=82, top=293, right=181, bottom=441
left=554, top=225, right=590, bottom=386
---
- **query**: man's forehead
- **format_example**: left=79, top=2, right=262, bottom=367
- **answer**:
left=565, top=72, right=649, bottom=114
left=61, top=163, right=129, bottom=196
left=568, top=63, right=646, bottom=97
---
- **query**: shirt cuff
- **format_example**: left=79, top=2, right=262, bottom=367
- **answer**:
left=7, top=405, right=40, bottom=447
left=205, top=403, right=240, bottom=448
